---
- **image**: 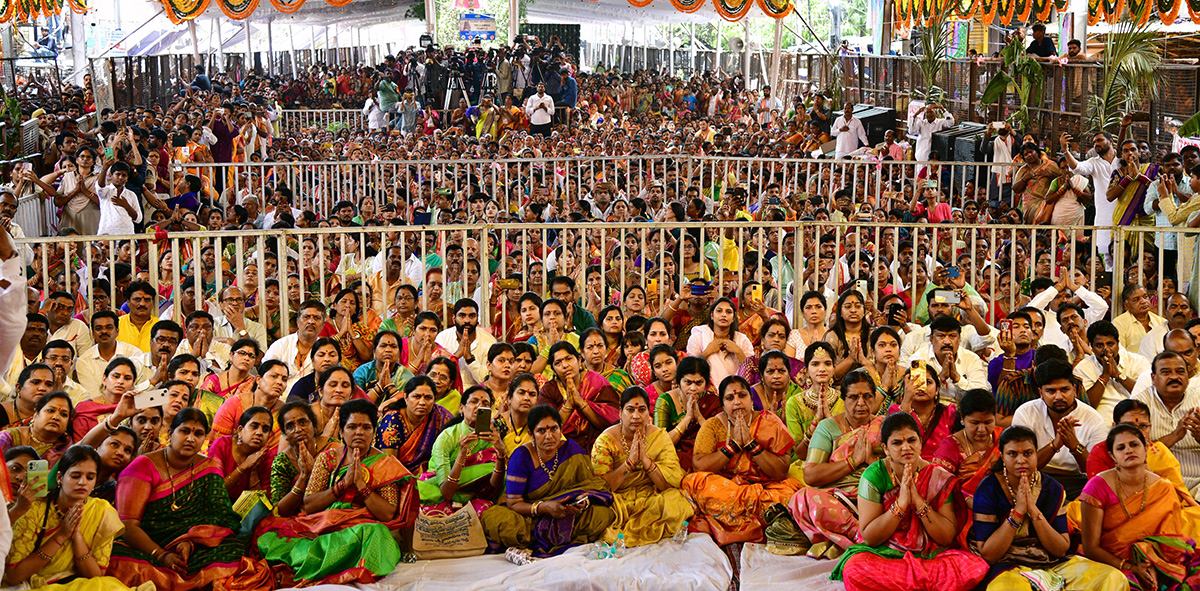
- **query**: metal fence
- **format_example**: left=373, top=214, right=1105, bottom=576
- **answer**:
left=12, top=220, right=1183, bottom=342
left=146, top=155, right=1003, bottom=230
left=278, top=109, right=367, bottom=133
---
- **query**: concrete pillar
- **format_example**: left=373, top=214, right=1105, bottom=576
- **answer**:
left=70, top=11, right=87, bottom=86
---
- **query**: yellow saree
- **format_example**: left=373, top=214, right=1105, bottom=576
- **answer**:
left=591, top=426, right=693, bottom=546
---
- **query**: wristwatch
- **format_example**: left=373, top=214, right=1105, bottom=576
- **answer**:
left=237, top=329, right=248, bottom=337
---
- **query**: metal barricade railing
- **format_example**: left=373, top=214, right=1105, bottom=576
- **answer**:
left=278, top=109, right=367, bottom=133
left=166, top=155, right=1012, bottom=224
left=15, top=221, right=1136, bottom=348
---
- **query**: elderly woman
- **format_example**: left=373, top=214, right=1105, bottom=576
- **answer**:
left=974, top=425, right=1126, bottom=590
left=832, top=412, right=989, bottom=591
left=682, top=375, right=802, bottom=546
left=258, top=399, right=415, bottom=586
left=686, top=298, right=753, bottom=389
left=269, top=401, right=332, bottom=518
left=4, top=445, right=143, bottom=591
left=593, top=386, right=692, bottom=547
left=480, top=404, right=615, bottom=555
left=0, top=391, right=73, bottom=466
left=109, top=409, right=270, bottom=590
left=738, top=316, right=803, bottom=386
left=789, top=369, right=883, bottom=557
left=208, top=406, right=274, bottom=501
left=538, top=341, right=619, bottom=453
left=1080, top=423, right=1200, bottom=590
left=209, top=360, right=288, bottom=449
left=419, top=386, right=508, bottom=513
left=377, top=375, right=455, bottom=473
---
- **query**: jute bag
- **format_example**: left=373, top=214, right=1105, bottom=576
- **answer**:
left=412, top=504, right=488, bottom=560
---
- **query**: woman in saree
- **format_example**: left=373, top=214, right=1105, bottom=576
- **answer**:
left=163, top=356, right=224, bottom=429
left=932, top=388, right=1000, bottom=510
left=1081, top=423, right=1200, bottom=590
left=789, top=369, right=883, bottom=557
left=593, top=387, right=693, bottom=546
left=379, top=284, right=418, bottom=338
left=4, top=445, right=148, bottom=591
left=581, top=327, right=635, bottom=395
left=207, top=406, right=273, bottom=502
left=784, top=343, right=845, bottom=482
left=377, top=375, right=455, bottom=473
left=209, top=360, right=288, bottom=449
left=514, top=292, right=544, bottom=344
left=862, top=326, right=904, bottom=414
left=311, top=365, right=355, bottom=446
left=0, top=391, right=73, bottom=466
left=655, top=356, right=721, bottom=470
left=427, top=356, right=463, bottom=415
left=201, top=338, right=259, bottom=400
left=419, top=385, right=507, bottom=512
left=537, top=341, right=620, bottom=453
left=597, top=306, right=628, bottom=369
left=832, top=412, right=988, bottom=591
left=630, top=317, right=674, bottom=387
left=737, top=316, right=803, bottom=386
left=891, top=360, right=957, bottom=461
left=92, top=427, right=138, bottom=504
left=479, top=404, right=615, bottom=555
left=109, top=408, right=270, bottom=591
left=72, top=358, right=135, bottom=438
left=258, top=398, right=416, bottom=586
left=331, top=288, right=375, bottom=371
left=292, top=338, right=348, bottom=403
left=974, top=425, right=1126, bottom=590
left=682, top=375, right=802, bottom=546
left=753, top=349, right=803, bottom=419
left=498, top=373, right=540, bottom=455
left=269, top=402, right=332, bottom=517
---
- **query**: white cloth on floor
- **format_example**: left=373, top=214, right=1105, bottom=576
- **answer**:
left=738, top=543, right=845, bottom=591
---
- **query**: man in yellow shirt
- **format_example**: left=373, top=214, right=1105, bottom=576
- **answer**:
left=118, top=281, right=160, bottom=353
left=1112, top=284, right=1166, bottom=352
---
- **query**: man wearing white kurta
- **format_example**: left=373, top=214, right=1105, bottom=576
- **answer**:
left=831, top=101, right=869, bottom=159
left=908, top=103, right=956, bottom=168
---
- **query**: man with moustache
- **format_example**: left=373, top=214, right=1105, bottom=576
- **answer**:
left=39, top=339, right=88, bottom=404
left=1075, top=321, right=1151, bottom=421
left=1140, top=293, right=1195, bottom=360
left=434, top=298, right=495, bottom=384
left=1061, top=131, right=1119, bottom=268
left=1013, top=358, right=1107, bottom=499
left=1131, top=328, right=1198, bottom=401
left=1135, top=351, right=1200, bottom=497
left=902, top=315, right=988, bottom=404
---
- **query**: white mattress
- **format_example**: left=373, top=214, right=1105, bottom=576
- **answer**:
left=737, top=543, right=845, bottom=591
left=280, top=534, right=733, bottom=591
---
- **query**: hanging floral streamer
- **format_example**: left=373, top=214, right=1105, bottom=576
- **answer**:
left=156, top=0, right=353, bottom=24
left=656, top=0, right=791, bottom=19
left=0, top=0, right=85, bottom=23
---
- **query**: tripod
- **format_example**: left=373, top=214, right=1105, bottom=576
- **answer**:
left=443, top=72, right=468, bottom=111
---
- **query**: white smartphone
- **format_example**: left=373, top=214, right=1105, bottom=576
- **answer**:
left=992, top=121, right=1006, bottom=130
left=134, top=388, right=169, bottom=410
left=27, top=460, right=49, bottom=498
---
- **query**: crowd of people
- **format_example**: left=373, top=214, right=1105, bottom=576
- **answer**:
left=3, top=29, right=1200, bottom=591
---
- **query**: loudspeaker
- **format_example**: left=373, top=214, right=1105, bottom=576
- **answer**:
left=837, top=104, right=897, bottom=147
left=520, top=25, right=581, bottom=61
left=932, top=122, right=987, bottom=161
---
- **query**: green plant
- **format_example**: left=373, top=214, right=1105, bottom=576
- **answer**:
left=0, top=85, right=22, bottom=165
left=979, top=36, right=1043, bottom=132
left=913, top=6, right=955, bottom=105
left=1084, top=22, right=1161, bottom=134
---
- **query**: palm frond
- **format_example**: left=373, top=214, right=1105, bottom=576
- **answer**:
left=1084, top=21, right=1162, bottom=134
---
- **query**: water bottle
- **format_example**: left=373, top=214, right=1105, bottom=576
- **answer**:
left=672, top=520, right=690, bottom=545
left=587, top=541, right=612, bottom=560
left=505, top=547, right=534, bottom=565
left=613, top=533, right=627, bottom=558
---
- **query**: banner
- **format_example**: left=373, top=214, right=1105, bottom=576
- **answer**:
left=459, top=13, right=496, bottom=41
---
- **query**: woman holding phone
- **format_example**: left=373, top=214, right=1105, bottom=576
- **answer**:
left=419, top=386, right=507, bottom=513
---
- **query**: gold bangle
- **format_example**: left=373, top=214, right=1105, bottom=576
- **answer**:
left=531, top=501, right=542, bottom=516
left=75, top=551, right=93, bottom=562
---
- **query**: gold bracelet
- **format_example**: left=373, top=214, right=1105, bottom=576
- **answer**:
left=75, top=551, right=93, bottom=562
left=445, top=474, right=460, bottom=483
left=531, top=501, right=542, bottom=515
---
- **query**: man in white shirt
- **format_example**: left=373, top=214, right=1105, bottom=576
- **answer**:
left=212, top=286, right=268, bottom=351
left=900, top=288, right=996, bottom=361
left=1131, top=328, right=1200, bottom=401
left=134, top=320, right=184, bottom=390
left=902, top=316, right=988, bottom=403
left=1012, top=358, right=1108, bottom=499
left=76, top=310, right=145, bottom=394
left=42, top=290, right=92, bottom=356
left=1061, top=131, right=1119, bottom=268
left=177, top=311, right=230, bottom=376
left=1027, top=276, right=1109, bottom=354
left=1134, top=351, right=1200, bottom=497
left=264, top=300, right=326, bottom=390
left=524, top=83, right=554, bottom=137
left=831, top=101, right=869, bottom=159
left=1140, top=292, right=1194, bottom=360
left=0, top=214, right=24, bottom=384
left=908, top=102, right=955, bottom=169
left=1075, top=320, right=1151, bottom=422
left=96, top=161, right=142, bottom=236
left=434, top=299, right=497, bottom=385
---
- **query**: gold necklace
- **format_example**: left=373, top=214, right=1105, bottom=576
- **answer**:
left=1000, top=468, right=1041, bottom=503
left=1115, top=471, right=1149, bottom=519
left=27, top=426, right=54, bottom=447
left=163, top=449, right=196, bottom=511
left=535, top=444, right=561, bottom=478
left=802, top=386, right=836, bottom=410
left=962, top=431, right=994, bottom=460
